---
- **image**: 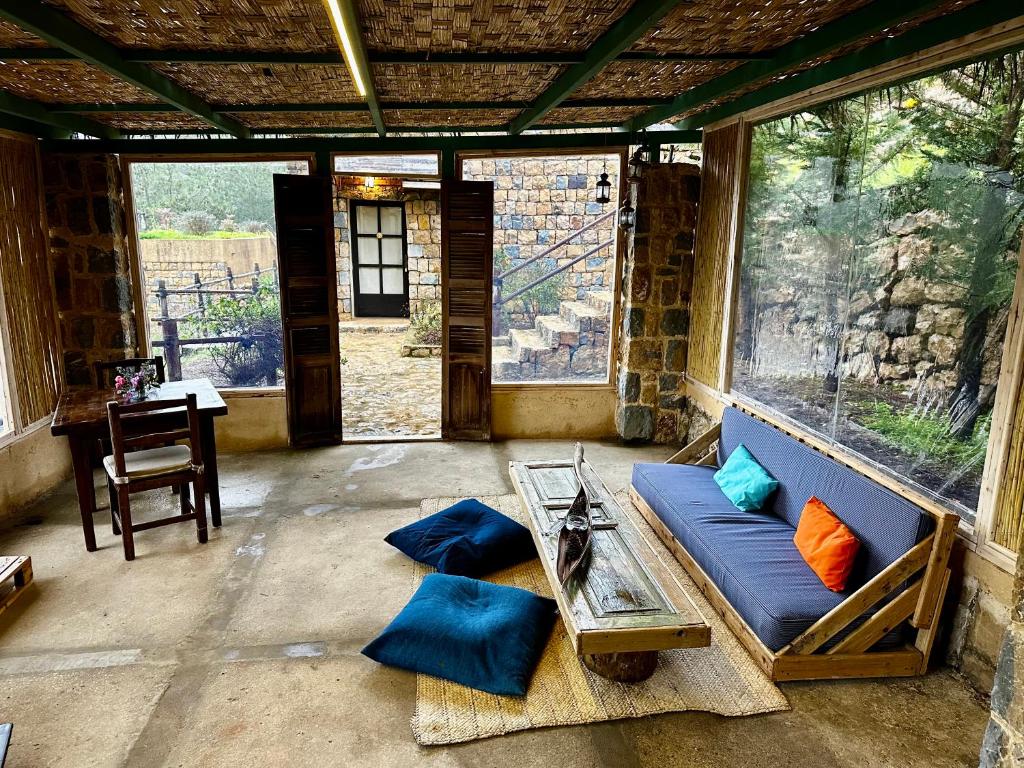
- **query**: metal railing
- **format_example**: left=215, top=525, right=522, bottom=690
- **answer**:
left=150, top=263, right=278, bottom=380
left=492, top=210, right=615, bottom=335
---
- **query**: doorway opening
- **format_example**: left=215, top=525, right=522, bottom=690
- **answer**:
left=332, top=155, right=443, bottom=440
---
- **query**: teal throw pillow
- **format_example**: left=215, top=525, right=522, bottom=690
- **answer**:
left=713, top=443, right=779, bottom=512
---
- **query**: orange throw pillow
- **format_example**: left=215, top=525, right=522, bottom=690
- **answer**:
left=794, top=497, right=860, bottom=592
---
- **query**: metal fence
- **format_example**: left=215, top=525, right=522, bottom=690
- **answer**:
left=151, top=263, right=278, bottom=380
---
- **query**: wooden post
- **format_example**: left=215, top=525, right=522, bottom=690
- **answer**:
left=254, top=262, right=262, bottom=291
left=226, top=265, right=234, bottom=290
left=156, top=278, right=169, bottom=320
left=163, top=318, right=182, bottom=381
left=194, top=272, right=205, bottom=318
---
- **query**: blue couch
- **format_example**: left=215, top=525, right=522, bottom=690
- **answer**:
left=632, top=407, right=933, bottom=653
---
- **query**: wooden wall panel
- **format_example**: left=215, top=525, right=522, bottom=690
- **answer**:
left=687, top=122, right=746, bottom=389
left=0, top=134, right=60, bottom=425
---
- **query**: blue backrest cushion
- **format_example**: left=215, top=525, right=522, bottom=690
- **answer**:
left=362, top=573, right=557, bottom=696
left=718, top=407, right=931, bottom=583
left=385, top=499, right=537, bottom=577
left=713, top=444, right=779, bottom=512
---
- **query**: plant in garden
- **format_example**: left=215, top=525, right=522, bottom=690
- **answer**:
left=184, top=277, right=283, bottom=387
left=178, top=211, right=217, bottom=235
left=409, top=301, right=441, bottom=345
left=863, top=401, right=991, bottom=471
left=493, top=247, right=567, bottom=331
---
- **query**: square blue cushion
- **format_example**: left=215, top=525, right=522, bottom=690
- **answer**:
left=362, top=573, right=557, bottom=696
left=385, top=499, right=536, bottom=576
left=713, top=443, right=779, bottom=512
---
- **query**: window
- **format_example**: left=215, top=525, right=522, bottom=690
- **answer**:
left=334, top=152, right=440, bottom=178
left=461, top=153, right=622, bottom=384
left=129, top=159, right=309, bottom=389
left=733, top=53, right=1024, bottom=524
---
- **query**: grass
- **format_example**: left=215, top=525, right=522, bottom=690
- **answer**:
left=862, top=401, right=990, bottom=468
left=139, top=229, right=268, bottom=240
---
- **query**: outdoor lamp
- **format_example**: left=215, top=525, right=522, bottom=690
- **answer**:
left=627, top=147, right=646, bottom=183
left=595, top=172, right=612, bottom=204
left=618, top=201, right=636, bottom=231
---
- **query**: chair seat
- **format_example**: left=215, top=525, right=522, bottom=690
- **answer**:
left=103, top=444, right=193, bottom=481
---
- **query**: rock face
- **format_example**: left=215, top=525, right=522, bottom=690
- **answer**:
left=740, top=210, right=1014, bottom=399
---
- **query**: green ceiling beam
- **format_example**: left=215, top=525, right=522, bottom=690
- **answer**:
left=623, top=0, right=949, bottom=131
left=0, top=111, right=70, bottom=140
left=332, top=0, right=386, bottom=136
left=0, top=1, right=251, bottom=138
left=112, top=121, right=640, bottom=137
left=41, top=128, right=700, bottom=155
left=0, top=90, right=118, bottom=139
left=49, top=97, right=672, bottom=114
left=674, top=0, right=1024, bottom=129
left=0, top=47, right=772, bottom=66
left=508, top=0, right=681, bottom=134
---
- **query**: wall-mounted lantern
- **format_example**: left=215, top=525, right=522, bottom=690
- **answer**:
left=618, top=200, right=636, bottom=231
left=595, top=171, right=612, bottom=205
left=364, top=176, right=376, bottom=189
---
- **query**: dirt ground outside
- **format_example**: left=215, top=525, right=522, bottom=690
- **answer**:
left=339, top=325, right=441, bottom=439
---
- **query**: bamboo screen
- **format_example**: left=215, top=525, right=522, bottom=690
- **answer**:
left=0, top=134, right=61, bottom=425
left=687, top=122, right=744, bottom=388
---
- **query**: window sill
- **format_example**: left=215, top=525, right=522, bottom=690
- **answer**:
left=0, top=416, right=54, bottom=452
left=492, top=382, right=614, bottom=392
left=216, top=387, right=285, bottom=399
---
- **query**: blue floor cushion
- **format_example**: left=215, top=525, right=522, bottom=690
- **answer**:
left=385, top=498, right=537, bottom=576
left=362, top=573, right=557, bottom=696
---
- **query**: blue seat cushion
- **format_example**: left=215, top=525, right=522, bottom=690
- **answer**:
left=717, top=407, right=931, bottom=584
left=385, top=499, right=537, bottom=577
left=634, top=462, right=861, bottom=652
left=362, top=573, right=557, bottom=696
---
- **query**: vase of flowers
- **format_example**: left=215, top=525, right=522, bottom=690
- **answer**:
left=114, top=363, right=161, bottom=402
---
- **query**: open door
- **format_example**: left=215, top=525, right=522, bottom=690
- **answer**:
left=274, top=174, right=342, bottom=446
left=441, top=179, right=493, bottom=440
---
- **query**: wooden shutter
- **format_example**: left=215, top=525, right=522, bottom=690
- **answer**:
left=274, top=174, right=342, bottom=446
left=441, top=180, right=493, bottom=440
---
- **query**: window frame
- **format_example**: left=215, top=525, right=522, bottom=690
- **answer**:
left=122, top=153, right=315, bottom=396
left=703, top=43, right=1024, bottom=574
left=0, top=265, right=20, bottom=444
left=455, top=147, right=629, bottom=391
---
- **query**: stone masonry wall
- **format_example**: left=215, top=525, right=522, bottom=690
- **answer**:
left=980, top=541, right=1024, bottom=766
left=42, top=153, right=137, bottom=386
left=615, top=162, right=701, bottom=443
left=462, top=155, right=620, bottom=330
left=332, top=175, right=440, bottom=320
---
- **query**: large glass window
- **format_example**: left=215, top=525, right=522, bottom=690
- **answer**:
left=130, top=160, right=308, bottom=388
left=462, top=153, right=621, bottom=384
left=734, top=52, right=1024, bottom=523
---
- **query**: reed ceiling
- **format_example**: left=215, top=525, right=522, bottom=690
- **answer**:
left=0, top=0, right=999, bottom=137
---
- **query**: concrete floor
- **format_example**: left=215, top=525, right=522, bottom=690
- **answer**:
left=0, top=440, right=989, bottom=767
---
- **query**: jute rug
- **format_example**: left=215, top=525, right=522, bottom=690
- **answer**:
left=410, top=492, right=789, bottom=745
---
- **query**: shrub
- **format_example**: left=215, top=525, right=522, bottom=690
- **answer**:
left=863, top=401, right=990, bottom=468
left=183, top=277, right=283, bottom=386
left=178, top=211, right=217, bottom=235
left=409, top=301, right=441, bottom=345
left=242, top=220, right=269, bottom=234
left=220, top=215, right=237, bottom=232
left=493, top=247, right=567, bottom=330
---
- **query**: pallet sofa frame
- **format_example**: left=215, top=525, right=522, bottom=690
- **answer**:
left=628, top=417, right=959, bottom=682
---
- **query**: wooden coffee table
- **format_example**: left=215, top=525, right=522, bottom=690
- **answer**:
left=510, top=458, right=709, bottom=682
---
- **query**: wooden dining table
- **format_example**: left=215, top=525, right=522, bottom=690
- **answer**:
left=50, top=378, right=228, bottom=552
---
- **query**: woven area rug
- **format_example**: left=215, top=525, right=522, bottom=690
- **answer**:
left=411, top=492, right=789, bottom=745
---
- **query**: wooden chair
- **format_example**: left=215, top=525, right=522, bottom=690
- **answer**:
left=104, top=393, right=207, bottom=561
left=94, top=356, right=166, bottom=388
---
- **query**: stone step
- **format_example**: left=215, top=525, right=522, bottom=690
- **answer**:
left=535, top=315, right=580, bottom=347
left=585, top=290, right=614, bottom=314
left=510, top=328, right=552, bottom=361
left=491, top=344, right=521, bottom=379
left=559, top=300, right=606, bottom=331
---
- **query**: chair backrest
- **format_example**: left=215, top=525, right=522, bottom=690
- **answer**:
left=94, top=357, right=166, bottom=388
left=717, top=406, right=932, bottom=585
left=106, top=393, right=203, bottom=479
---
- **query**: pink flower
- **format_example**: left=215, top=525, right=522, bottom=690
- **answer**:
left=114, top=375, right=125, bottom=387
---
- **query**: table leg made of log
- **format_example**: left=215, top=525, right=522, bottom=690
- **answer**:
left=68, top=435, right=98, bottom=552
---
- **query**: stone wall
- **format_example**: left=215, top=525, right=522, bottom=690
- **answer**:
left=332, top=175, right=440, bottom=320
left=980, top=539, right=1024, bottom=766
left=462, top=155, right=620, bottom=330
left=137, top=236, right=277, bottom=320
left=42, top=153, right=137, bottom=386
left=741, top=211, right=1011, bottom=404
left=615, top=162, right=701, bottom=443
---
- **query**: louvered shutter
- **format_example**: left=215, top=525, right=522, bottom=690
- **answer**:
left=441, top=180, right=493, bottom=440
left=274, top=174, right=342, bottom=446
